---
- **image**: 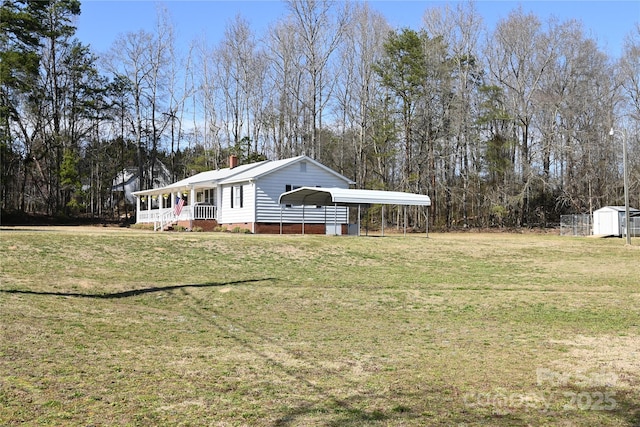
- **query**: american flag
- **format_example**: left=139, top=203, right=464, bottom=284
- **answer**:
left=174, top=196, right=185, bottom=216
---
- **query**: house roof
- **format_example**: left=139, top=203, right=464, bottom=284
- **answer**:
left=279, top=187, right=432, bottom=207
left=132, top=156, right=354, bottom=197
left=167, top=160, right=268, bottom=188
left=220, top=155, right=355, bottom=185
left=131, top=160, right=268, bottom=196
left=595, top=206, right=640, bottom=213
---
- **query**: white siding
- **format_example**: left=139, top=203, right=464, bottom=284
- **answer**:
left=593, top=210, right=619, bottom=236
left=218, top=182, right=256, bottom=224
left=255, top=160, right=348, bottom=224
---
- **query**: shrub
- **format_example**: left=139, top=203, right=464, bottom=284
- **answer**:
left=130, top=223, right=153, bottom=231
left=231, top=226, right=251, bottom=234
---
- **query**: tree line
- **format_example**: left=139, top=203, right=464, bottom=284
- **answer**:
left=2, top=0, right=638, bottom=228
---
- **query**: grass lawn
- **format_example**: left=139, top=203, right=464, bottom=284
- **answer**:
left=1, top=226, right=638, bottom=426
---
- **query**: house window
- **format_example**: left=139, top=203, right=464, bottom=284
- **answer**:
left=300, top=162, right=307, bottom=173
left=285, top=184, right=299, bottom=208
left=204, top=189, right=215, bottom=204
left=231, top=185, right=243, bottom=208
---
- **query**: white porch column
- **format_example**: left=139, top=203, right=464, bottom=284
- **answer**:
left=190, top=186, right=196, bottom=213
left=189, top=187, right=196, bottom=226
left=136, top=196, right=141, bottom=222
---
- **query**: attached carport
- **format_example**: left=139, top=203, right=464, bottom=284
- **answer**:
left=278, top=187, right=432, bottom=236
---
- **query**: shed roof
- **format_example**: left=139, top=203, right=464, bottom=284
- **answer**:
left=278, top=187, right=431, bottom=207
left=594, top=206, right=640, bottom=213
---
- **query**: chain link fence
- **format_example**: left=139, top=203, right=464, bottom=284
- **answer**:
left=622, top=215, right=640, bottom=237
left=560, top=214, right=592, bottom=237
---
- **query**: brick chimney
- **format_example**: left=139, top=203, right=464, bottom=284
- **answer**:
left=229, top=155, right=238, bottom=169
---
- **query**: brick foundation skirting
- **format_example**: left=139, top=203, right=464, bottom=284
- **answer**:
left=175, top=219, right=219, bottom=232
left=172, top=220, right=346, bottom=234
left=254, top=223, right=327, bottom=234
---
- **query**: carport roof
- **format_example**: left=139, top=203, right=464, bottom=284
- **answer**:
left=278, top=187, right=431, bottom=207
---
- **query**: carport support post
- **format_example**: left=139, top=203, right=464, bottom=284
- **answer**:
left=358, top=205, right=361, bottom=237
left=404, top=206, right=407, bottom=236
left=381, top=205, right=385, bottom=237
left=426, top=207, right=429, bottom=238
left=334, top=203, right=337, bottom=235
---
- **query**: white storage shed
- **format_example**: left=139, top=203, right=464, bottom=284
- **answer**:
left=592, top=206, right=640, bottom=237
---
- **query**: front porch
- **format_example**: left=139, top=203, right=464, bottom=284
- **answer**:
left=134, top=185, right=218, bottom=231
left=137, top=204, right=217, bottom=231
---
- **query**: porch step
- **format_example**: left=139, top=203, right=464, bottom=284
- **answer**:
left=163, top=221, right=177, bottom=231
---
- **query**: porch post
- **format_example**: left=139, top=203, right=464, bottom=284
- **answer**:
left=190, top=186, right=196, bottom=227
left=136, top=196, right=141, bottom=222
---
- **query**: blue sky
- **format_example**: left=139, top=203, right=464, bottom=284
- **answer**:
left=75, top=0, right=639, bottom=57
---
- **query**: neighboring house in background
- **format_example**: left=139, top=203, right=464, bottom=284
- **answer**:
left=111, top=161, right=172, bottom=205
left=132, top=155, right=355, bottom=233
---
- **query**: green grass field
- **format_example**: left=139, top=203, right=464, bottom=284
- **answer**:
left=1, top=227, right=638, bottom=426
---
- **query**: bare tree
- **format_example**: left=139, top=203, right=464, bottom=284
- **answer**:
left=192, top=34, right=223, bottom=169
left=619, top=24, right=640, bottom=123
left=423, top=0, right=484, bottom=227
left=214, top=14, right=268, bottom=162
left=264, top=18, right=305, bottom=158
left=616, top=24, right=640, bottom=209
left=335, top=3, right=389, bottom=186
left=104, top=5, right=173, bottom=191
left=485, top=8, right=560, bottom=224
left=286, top=0, right=350, bottom=160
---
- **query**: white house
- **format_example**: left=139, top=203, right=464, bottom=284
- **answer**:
left=132, top=155, right=355, bottom=233
left=112, top=161, right=172, bottom=205
left=593, top=206, right=640, bottom=237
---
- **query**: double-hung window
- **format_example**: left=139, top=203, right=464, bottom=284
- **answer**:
left=231, top=185, right=243, bottom=208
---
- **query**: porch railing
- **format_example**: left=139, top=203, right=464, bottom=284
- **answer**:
left=137, top=205, right=217, bottom=225
left=154, top=209, right=175, bottom=231
left=193, top=204, right=216, bottom=220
